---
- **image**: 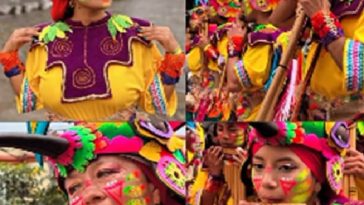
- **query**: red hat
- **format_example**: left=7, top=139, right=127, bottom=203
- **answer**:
left=51, top=0, right=70, bottom=21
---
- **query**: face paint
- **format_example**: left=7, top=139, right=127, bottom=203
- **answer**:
left=126, top=170, right=142, bottom=182
left=126, top=198, right=148, bottom=205
left=252, top=165, right=273, bottom=192
left=123, top=184, right=146, bottom=198
left=104, top=180, right=124, bottom=205
left=279, top=168, right=314, bottom=203
left=69, top=196, right=83, bottom=205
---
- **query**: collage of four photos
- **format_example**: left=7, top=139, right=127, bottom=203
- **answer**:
left=0, top=0, right=363, bottom=204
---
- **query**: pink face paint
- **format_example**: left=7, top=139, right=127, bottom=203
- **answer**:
left=104, top=180, right=124, bottom=205
left=69, top=196, right=83, bottom=205
left=279, top=177, right=297, bottom=195
left=252, top=166, right=272, bottom=192
left=280, top=168, right=314, bottom=203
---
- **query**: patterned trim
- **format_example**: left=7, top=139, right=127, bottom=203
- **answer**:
left=344, top=40, right=364, bottom=92
left=234, top=60, right=252, bottom=89
left=21, top=78, right=37, bottom=113
left=148, top=74, right=167, bottom=115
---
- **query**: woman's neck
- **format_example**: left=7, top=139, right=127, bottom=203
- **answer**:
left=71, top=7, right=106, bottom=26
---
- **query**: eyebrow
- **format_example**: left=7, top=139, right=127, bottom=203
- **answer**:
left=253, top=156, right=295, bottom=163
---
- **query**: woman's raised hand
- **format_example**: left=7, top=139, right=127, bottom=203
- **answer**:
left=2, top=27, right=40, bottom=52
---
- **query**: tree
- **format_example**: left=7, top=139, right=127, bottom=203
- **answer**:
left=0, top=163, right=67, bottom=205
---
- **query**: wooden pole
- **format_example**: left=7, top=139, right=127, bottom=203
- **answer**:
left=346, top=123, right=358, bottom=200
left=256, top=4, right=306, bottom=120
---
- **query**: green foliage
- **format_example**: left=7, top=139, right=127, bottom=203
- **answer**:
left=0, top=163, right=67, bottom=205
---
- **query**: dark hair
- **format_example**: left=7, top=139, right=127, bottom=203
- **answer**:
left=61, top=5, right=74, bottom=21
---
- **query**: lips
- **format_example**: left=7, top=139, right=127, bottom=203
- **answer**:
left=260, top=196, right=284, bottom=203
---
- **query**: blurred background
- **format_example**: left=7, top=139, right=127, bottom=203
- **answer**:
left=0, top=0, right=185, bottom=121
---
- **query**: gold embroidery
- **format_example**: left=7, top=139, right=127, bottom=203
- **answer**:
left=72, top=67, right=96, bottom=89
left=100, top=36, right=123, bottom=56
left=50, top=39, right=73, bottom=58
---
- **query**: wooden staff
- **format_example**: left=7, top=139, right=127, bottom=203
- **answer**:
left=343, top=123, right=358, bottom=200
left=223, top=148, right=246, bottom=205
left=256, top=4, right=306, bottom=120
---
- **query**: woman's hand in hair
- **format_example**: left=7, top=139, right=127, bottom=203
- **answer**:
left=2, top=27, right=39, bottom=52
left=344, top=149, right=364, bottom=179
left=138, top=25, right=180, bottom=53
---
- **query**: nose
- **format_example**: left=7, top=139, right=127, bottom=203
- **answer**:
left=261, top=168, right=278, bottom=189
left=83, top=185, right=107, bottom=205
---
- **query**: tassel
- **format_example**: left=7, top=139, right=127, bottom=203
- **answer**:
left=274, top=59, right=298, bottom=121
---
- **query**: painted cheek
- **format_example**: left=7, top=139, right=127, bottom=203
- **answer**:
left=252, top=169, right=263, bottom=191
left=69, top=196, right=84, bottom=205
left=279, top=177, right=297, bottom=196
left=283, top=168, right=314, bottom=203
left=104, top=180, right=124, bottom=205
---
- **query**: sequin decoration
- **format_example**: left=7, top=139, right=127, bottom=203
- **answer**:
left=326, top=156, right=343, bottom=194
left=156, top=155, right=186, bottom=197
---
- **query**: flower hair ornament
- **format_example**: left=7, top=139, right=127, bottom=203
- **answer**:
left=248, top=122, right=350, bottom=195
left=0, top=120, right=186, bottom=198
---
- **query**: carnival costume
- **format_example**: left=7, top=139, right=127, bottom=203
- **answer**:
left=300, top=0, right=364, bottom=120
left=0, top=0, right=185, bottom=120
left=0, top=120, right=186, bottom=205
left=247, top=122, right=360, bottom=204
left=188, top=122, right=248, bottom=205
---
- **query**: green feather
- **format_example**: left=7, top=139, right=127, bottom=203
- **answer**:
left=48, top=26, right=58, bottom=42
left=107, top=19, right=117, bottom=40
left=301, top=122, right=325, bottom=138
left=55, top=21, right=71, bottom=32
left=98, top=123, right=135, bottom=139
left=115, top=15, right=133, bottom=28
left=70, top=126, right=96, bottom=173
left=57, top=164, right=68, bottom=177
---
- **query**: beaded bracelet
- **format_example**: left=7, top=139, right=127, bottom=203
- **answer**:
left=311, top=10, right=344, bottom=47
left=0, top=51, right=25, bottom=78
left=234, top=60, right=252, bottom=89
left=228, top=35, right=244, bottom=58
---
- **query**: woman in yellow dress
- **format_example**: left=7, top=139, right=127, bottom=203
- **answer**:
left=0, top=0, right=185, bottom=121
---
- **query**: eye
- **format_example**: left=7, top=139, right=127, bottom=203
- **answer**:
left=252, top=163, right=264, bottom=171
left=278, top=164, right=297, bottom=173
left=97, top=169, right=118, bottom=178
left=67, top=184, right=82, bottom=195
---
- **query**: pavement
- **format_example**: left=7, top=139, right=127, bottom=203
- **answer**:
left=0, top=0, right=185, bottom=121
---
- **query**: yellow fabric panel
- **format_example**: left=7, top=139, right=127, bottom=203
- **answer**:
left=189, top=170, right=208, bottom=205
left=242, top=44, right=272, bottom=89
left=188, top=47, right=203, bottom=74
left=310, top=11, right=364, bottom=98
left=18, top=42, right=177, bottom=120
